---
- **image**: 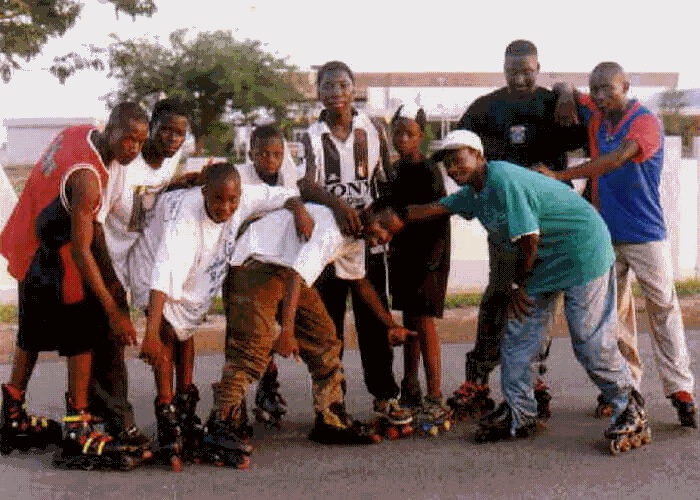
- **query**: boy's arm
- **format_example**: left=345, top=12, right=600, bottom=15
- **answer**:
left=508, top=234, right=538, bottom=321
left=69, top=169, right=137, bottom=346
left=402, top=202, right=453, bottom=223
left=553, top=140, right=641, bottom=181
left=349, top=277, right=416, bottom=345
left=283, top=197, right=314, bottom=242
left=140, top=289, right=169, bottom=366
left=274, top=269, right=302, bottom=359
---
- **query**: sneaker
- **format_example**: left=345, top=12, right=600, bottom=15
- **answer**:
left=113, top=425, right=152, bottom=454
left=421, top=396, right=451, bottom=424
left=374, top=398, right=413, bottom=425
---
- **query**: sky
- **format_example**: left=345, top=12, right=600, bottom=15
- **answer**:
left=1, top=0, right=699, bottom=140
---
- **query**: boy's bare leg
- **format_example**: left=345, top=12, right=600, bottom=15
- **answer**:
left=9, top=348, right=38, bottom=391
left=414, top=315, right=441, bottom=400
left=175, top=337, right=195, bottom=393
left=401, top=314, right=422, bottom=407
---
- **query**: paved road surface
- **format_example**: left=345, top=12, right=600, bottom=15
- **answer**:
left=0, top=332, right=699, bottom=499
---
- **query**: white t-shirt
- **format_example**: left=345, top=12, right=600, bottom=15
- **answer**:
left=128, top=183, right=296, bottom=340
left=97, top=152, right=181, bottom=287
left=230, top=203, right=365, bottom=286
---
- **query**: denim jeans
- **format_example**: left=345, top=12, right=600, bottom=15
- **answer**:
left=501, top=266, right=635, bottom=432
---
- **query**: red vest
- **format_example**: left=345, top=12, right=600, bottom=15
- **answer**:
left=0, top=125, right=108, bottom=302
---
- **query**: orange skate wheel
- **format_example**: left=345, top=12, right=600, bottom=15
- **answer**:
left=385, top=427, right=400, bottom=440
left=170, top=455, right=183, bottom=472
left=400, top=425, right=414, bottom=437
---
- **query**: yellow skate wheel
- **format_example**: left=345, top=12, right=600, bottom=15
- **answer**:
left=428, top=426, right=439, bottom=437
left=443, top=420, right=452, bottom=432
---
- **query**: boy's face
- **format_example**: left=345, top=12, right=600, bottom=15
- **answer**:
left=250, top=137, right=285, bottom=178
left=392, top=118, right=423, bottom=157
left=106, top=118, right=149, bottom=165
left=504, top=54, right=539, bottom=95
left=152, top=114, right=188, bottom=158
left=202, top=178, right=241, bottom=223
left=318, top=69, right=354, bottom=113
left=444, top=147, right=483, bottom=185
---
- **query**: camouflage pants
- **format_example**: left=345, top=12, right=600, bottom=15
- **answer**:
left=216, top=261, right=344, bottom=415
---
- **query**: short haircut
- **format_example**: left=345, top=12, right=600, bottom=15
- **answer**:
left=592, top=61, right=625, bottom=77
left=107, top=102, right=148, bottom=130
left=250, top=124, right=284, bottom=149
left=316, top=60, right=354, bottom=87
left=150, top=98, right=189, bottom=134
left=505, top=40, right=538, bottom=57
left=204, top=161, right=240, bottom=187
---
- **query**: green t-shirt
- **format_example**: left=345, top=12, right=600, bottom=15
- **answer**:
left=440, top=161, right=614, bottom=294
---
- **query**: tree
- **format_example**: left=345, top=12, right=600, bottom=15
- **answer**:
left=76, top=29, right=302, bottom=153
left=0, top=0, right=156, bottom=82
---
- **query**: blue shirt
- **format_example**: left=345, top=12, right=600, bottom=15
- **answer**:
left=439, top=161, right=615, bottom=294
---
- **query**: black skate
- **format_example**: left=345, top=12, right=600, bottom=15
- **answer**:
left=155, top=401, right=184, bottom=471
left=200, top=408, right=253, bottom=469
left=53, top=411, right=140, bottom=471
left=474, top=402, right=537, bottom=443
left=308, top=402, right=381, bottom=445
left=605, top=391, right=652, bottom=455
left=534, top=378, right=552, bottom=420
left=174, top=385, right=205, bottom=463
left=670, top=391, right=697, bottom=428
left=1, top=384, right=61, bottom=454
left=368, top=398, right=414, bottom=440
left=253, top=363, right=287, bottom=429
left=446, top=381, right=495, bottom=421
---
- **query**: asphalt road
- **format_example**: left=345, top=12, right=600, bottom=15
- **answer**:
left=1, top=332, right=699, bottom=500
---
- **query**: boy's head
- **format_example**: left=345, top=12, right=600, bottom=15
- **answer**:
left=589, top=62, right=629, bottom=117
left=317, top=60, right=355, bottom=114
left=249, top=125, right=285, bottom=181
left=361, top=206, right=405, bottom=246
left=503, top=39, right=539, bottom=95
left=391, top=104, right=426, bottom=158
left=104, top=102, right=149, bottom=165
left=150, top=98, right=189, bottom=159
left=433, top=130, right=485, bottom=186
left=202, top=162, right=242, bottom=224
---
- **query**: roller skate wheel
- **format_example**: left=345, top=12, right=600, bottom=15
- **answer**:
left=400, top=425, right=414, bottom=437
left=142, top=449, right=154, bottom=460
left=641, top=428, right=652, bottom=445
left=370, top=433, right=383, bottom=444
left=428, top=426, right=439, bottom=437
left=609, top=440, right=621, bottom=455
left=630, top=433, right=642, bottom=448
left=385, top=427, right=400, bottom=440
left=443, top=420, right=452, bottom=432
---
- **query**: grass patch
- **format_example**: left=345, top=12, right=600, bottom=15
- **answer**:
left=444, top=292, right=482, bottom=309
left=0, top=304, right=17, bottom=323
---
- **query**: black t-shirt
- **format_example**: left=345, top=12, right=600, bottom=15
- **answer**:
left=455, top=86, right=586, bottom=171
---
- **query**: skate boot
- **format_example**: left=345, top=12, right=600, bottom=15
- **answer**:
left=253, top=362, right=287, bottom=429
left=155, top=400, right=184, bottom=471
left=446, top=381, right=495, bottom=421
left=53, top=409, right=138, bottom=471
left=595, top=394, right=614, bottom=419
left=605, top=390, right=652, bottom=455
left=106, top=424, right=153, bottom=463
left=200, top=406, right=253, bottom=469
left=174, top=385, right=205, bottom=462
left=474, top=401, right=537, bottom=443
left=369, top=398, right=414, bottom=440
left=309, top=402, right=381, bottom=445
left=399, top=376, right=423, bottom=414
left=534, top=377, right=552, bottom=420
left=670, top=391, right=697, bottom=428
left=0, top=383, right=61, bottom=454
left=414, top=396, right=453, bottom=437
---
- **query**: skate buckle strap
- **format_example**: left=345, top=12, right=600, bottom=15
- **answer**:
left=63, top=414, right=91, bottom=424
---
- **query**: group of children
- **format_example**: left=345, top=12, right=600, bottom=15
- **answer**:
left=0, top=44, right=696, bottom=470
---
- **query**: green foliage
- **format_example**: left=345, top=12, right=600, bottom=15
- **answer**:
left=444, top=292, right=482, bottom=309
left=0, top=0, right=156, bottom=82
left=54, top=29, right=303, bottom=150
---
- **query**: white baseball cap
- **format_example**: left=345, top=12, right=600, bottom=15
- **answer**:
left=432, top=130, right=484, bottom=161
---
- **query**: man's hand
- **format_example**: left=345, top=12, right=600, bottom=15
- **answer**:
left=507, top=286, right=534, bottom=321
left=274, top=332, right=300, bottom=361
left=139, top=336, right=169, bottom=366
left=292, top=203, right=315, bottom=242
left=387, top=325, right=417, bottom=346
left=108, top=309, right=138, bottom=346
left=332, top=202, right=363, bottom=237
left=533, top=164, right=559, bottom=180
left=553, top=82, right=579, bottom=127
